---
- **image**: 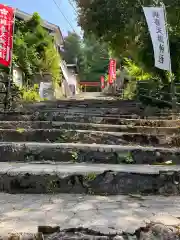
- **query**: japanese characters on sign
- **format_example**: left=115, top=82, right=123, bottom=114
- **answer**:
left=0, top=4, right=14, bottom=67
left=143, top=7, right=171, bottom=71
left=100, top=75, right=105, bottom=89
left=152, top=10, right=165, bottom=65
left=108, top=59, right=116, bottom=84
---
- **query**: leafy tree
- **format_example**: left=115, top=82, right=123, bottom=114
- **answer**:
left=40, top=43, right=61, bottom=85
left=61, top=32, right=110, bottom=83
left=123, top=58, right=155, bottom=99
left=80, top=34, right=110, bottom=82
left=13, top=12, right=61, bottom=85
left=74, top=0, right=180, bottom=84
left=61, top=32, right=82, bottom=64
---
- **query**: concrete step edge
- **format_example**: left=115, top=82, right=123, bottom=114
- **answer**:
left=0, top=128, right=178, bottom=136
left=0, top=121, right=179, bottom=128
left=0, top=142, right=178, bottom=152
left=0, top=162, right=180, bottom=195
left=0, top=162, right=180, bottom=174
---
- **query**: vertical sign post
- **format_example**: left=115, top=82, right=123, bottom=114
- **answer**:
left=143, top=6, right=175, bottom=118
left=0, top=4, right=15, bottom=111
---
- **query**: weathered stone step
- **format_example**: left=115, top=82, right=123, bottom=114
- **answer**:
left=21, top=99, right=140, bottom=109
left=121, top=119, right=180, bottom=127
left=0, top=112, right=141, bottom=120
left=0, top=162, right=180, bottom=195
left=0, top=121, right=179, bottom=134
left=0, top=142, right=179, bottom=164
left=6, top=109, right=142, bottom=118
left=15, top=107, right=173, bottom=116
left=0, top=129, right=179, bottom=147
left=15, top=106, right=142, bottom=114
left=0, top=113, right=177, bottom=122
left=0, top=119, right=180, bottom=129
left=1, top=193, right=180, bottom=238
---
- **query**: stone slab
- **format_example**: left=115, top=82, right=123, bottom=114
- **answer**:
left=0, top=162, right=180, bottom=195
left=0, top=111, right=179, bottom=123
left=0, top=142, right=180, bottom=164
left=0, top=129, right=178, bottom=146
left=21, top=99, right=139, bottom=109
left=0, top=114, right=143, bottom=123
left=0, top=193, right=180, bottom=236
left=0, top=142, right=179, bottom=164
left=0, top=120, right=179, bottom=131
left=9, top=107, right=140, bottom=116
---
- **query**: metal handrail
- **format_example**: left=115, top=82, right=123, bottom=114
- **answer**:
left=138, top=86, right=180, bottom=96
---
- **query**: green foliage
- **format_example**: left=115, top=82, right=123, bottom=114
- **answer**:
left=16, top=128, right=25, bottom=133
left=123, top=81, right=137, bottom=100
left=124, top=58, right=152, bottom=81
left=80, top=34, right=109, bottom=82
left=62, top=32, right=110, bottom=83
left=61, top=32, right=82, bottom=64
left=74, top=0, right=180, bottom=84
left=40, top=43, right=61, bottom=85
left=122, top=58, right=172, bottom=107
left=123, top=58, right=153, bottom=99
left=13, top=21, right=40, bottom=78
left=13, top=13, right=62, bottom=85
left=21, top=84, right=41, bottom=102
left=71, top=151, right=78, bottom=162
left=84, top=173, right=97, bottom=181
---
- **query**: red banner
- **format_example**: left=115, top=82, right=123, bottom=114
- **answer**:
left=0, top=4, right=14, bottom=67
left=112, top=59, right=116, bottom=80
left=108, top=59, right=116, bottom=84
left=100, top=76, right=105, bottom=89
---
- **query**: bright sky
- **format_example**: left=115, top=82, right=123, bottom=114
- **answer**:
left=0, top=0, right=81, bottom=36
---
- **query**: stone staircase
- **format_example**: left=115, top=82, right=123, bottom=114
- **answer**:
left=0, top=99, right=180, bottom=194
left=1, top=98, right=180, bottom=238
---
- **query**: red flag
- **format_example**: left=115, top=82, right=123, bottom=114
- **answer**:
left=0, top=4, right=14, bottom=67
left=100, top=76, right=105, bottom=89
left=108, top=59, right=116, bottom=84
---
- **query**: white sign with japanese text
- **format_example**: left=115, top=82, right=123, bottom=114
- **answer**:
left=143, top=7, right=171, bottom=71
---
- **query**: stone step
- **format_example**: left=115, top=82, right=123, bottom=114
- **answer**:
left=0, top=118, right=179, bottom=128
left=16, top=106, right=142, bottom=114
left=0, top=142, right=179, bottom=164
left=14, top=107, right=173, bottom=116
left=21, top=99, right=140, bottom=109
left=1, top=193, right=180, bottom=238
left=0, top=121, right=179, bottom=134
left=0, top=162, right=180, bottom=195
left=0, top=113, right=177, bottom=122
left=0, top=129, right=179, bottom=147
left=7, top=108, right=142, bottom=117
left=2, top=108, right=175, bottom=116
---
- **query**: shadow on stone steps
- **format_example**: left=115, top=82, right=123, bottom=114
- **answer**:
left=0, top=129, right=180, bottom=147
